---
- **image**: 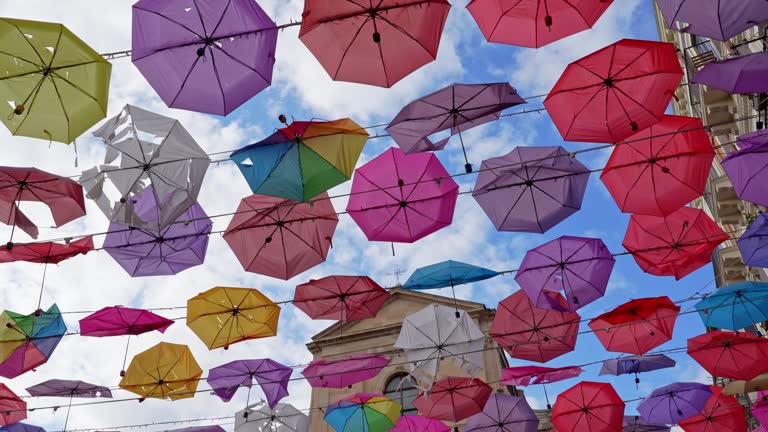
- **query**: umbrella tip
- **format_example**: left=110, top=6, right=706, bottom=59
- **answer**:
left=630, top=121, right=639, bottom=131
left=120, top=370, right=126, bottom=377
left=464, top=163, right=473, bottom=173
left=34, top=309, right=42, bottom=317
left=13, top=104, right=24, bottom=116
left=544, top=15, right=552, bottom=27
left=373, top=32, right=381, bottom=43
left=5, top=242, right=12, bottom=251
left=454, top=311, right=461, bottom=318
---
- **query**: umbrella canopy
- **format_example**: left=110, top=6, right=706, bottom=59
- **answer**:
left=413, top=377, right=492, bottom=422
left=692, top=52, right=768, bottom=94
left=166, top=427, right=223, bottom=432
left=119, top=342, right=202, bottom=401
left=694, top=282, right=768, bottom=331
left=678, top=386, right=746, bottom=432
left=79, top=306, right=173, bottom=337
left=473, top=146, right=590, bottom=233
left=623, top=207, right=728, bottom=280
left=516, top=235, right=614, bottom=312
left=599, top=355, right=676, bottom=382
left=544, top=39, right=682, bottom=143
left=467, top=0, right=614, bottom=48
left=623, top=416, right=671, bottom=432
left=656, top=0, right=768, bottom=41
left=235, top=402, right=309, bottom=432
left=0, top=18, right=111, bottom=144
left=589, top=297, right=680, bottom=355
left=324, top=393, right=401, bottom=432
left=293, top=276, right=389, bottom=321
left=79, top=105, right=210, bottom=232
left=551, top=381, right=624, bottom=432
left=223, top=193, right=338, bottom=280
left=187, top=287, right=280, bottom=350
left=302, top=354, right=389, bottom=389
left=207, top=359, right=291, bottom=408
left=230, top=119, right=368, bottom=201
left=25, top=380, right=111, bottom=398
left=465, top=394, right=538, bottom=432
left=490, top=290, right=580, bottom=363
left=0, top=385, right=26, bottom=426
left=0, top=424, right=44, bottom=432
left=722, top=130, right=768, bottom=208
left=601, top=115, right=714, bottom=217
left=403, top=260, right=500, bottom=290
left=298, top=0, right=451, bottom=87
left=390, top=416, right=448, bottom=432
left=132, top=0, right=277, bottom=116
left=500, top=365, right=584, bottom=387
left=347, top=147, right=459, bottom=243
left=0, top=304, right=65, bottom=379
left=752, top=392, right=768, bottom=426
left=738, top=213, right=768, bottom=268
left=687, top=330, right=768, bottom=381
left=0, top=237, right=93, bottom=264
left=638, top=382, right=712, bottom=426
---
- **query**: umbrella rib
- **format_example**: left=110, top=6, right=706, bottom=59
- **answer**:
left=213, top=43, right=272, bottom=87
left=50, top=70, right=103, bottom=106
left=5, top=20, right=46, bottom=66
left=168, top=56, right=205, bottom=108
left=209, top=50, right=229, bottom=115
left=331, top=15, right=373, bottom=80
left=132, top=7, right=204, bottom=55
left=9, top=76, right=47, bottom=136
left=48, top=77, right=72, bottom=144
left=377, top=13, right=439, bottom=60
left=207, top=0, right=234, bottom=38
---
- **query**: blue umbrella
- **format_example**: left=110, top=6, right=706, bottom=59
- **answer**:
left=600, top=354, right=676, bottom=384
left=694, top=282, right=768, bottom=331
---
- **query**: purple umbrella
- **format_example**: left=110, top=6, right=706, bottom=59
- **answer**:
left=516, top=236, right=614, bottom=312
left=0, top=424, right=45, bottom=432
left=132, top=0, right=278, bottom=115
left=623, top=416, right=671, bottom=432
left=386, top=82, right=525, bottom=173
left=473, top=146, right=590, bottom=233
left=206, top=359, right=291, bottom=409
left=738, top=213, right=768, bottom=268
left=722, top=130, right=768, bottom=208
left=692, top=52, right=768, bottom=94
left=600, top=355, right=677, bottom=384
left=656, top=0, right=768, bottom=41
left=637, top=382, right=712, bottom=425
left=25, top=380, right=112, bottom=432
left=465, top=394, right=538, bottom=432
left=302, top=354, right=389, bottom=389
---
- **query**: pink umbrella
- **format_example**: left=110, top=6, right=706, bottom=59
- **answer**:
left=500, top=365, right=584, bottom=386
left=301, top=354, right=389, bottom=388
left=752, top=391, right=768, bottom=426
left=346, top=148, right=459, bottom=243
left=390, top=416, right=449, bottom=432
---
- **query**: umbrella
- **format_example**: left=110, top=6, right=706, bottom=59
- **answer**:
left=298, top=0, right=451, bottom=87
left=722, top=130, right=768, bottom=208
left=393, top=304, right=484, bottom=387
left=752, top=391, right=768, bottom=426
left=235, top=402, right=309, bottom=432
left=385, top=82, right=525, bottom=172
left=500, top=365, right=583, bottom=386
left=687, top=330, right=768, bottom=381
left=0, top=304, right=65, bottom=379
left=79, top=105, right=210, bottom=232
left=623, top=207, right=728, bottom=280
left=694, top=282, right=768, bottom=331
left=589, top=297, right=680, bottom=355
left=230, top=119, right=368, bottom=201
left=119, top=342, right=202, bottom=401
left=0, top=167, right=86, bottom=241
left=223, top=193, right=338, bottom=280
left=599, top=354, right=677, bottom=384
left=551, top=381, right=624, bottom=432
left=324, top=393, right=400, bottom=432
left=346, top=147, right=459, bottom=243
left=516, top=235, right=614, bottom=312
left=544, top=39, right=682, bottom=143
left=490, top=290, right=580, bottom=363
left=0, top=238, right=93, bottom=264
left=0, top=385, right=25, bottom=426
left=637, top=382, right=712, bottom=425
left=402, top=260, right=499, bottom=316
left=25, top=380, right=111, bottom=432
left=132, top=0, right=277, bottom=116
left=413, top=377, right=492, bottom=422
left=656, top=0, right=768, bottom=41
left=0, top=18, right=111, bottom=144
left=166, top=427, right=223, bottom=432
left=187, top=287, right=280, bottom=350
left=302, top=354, right=389, bottom=389
left=678, top=386, right=746, bottom=432
left=0, top=424, right=45, bottom=432
left=390, top=416, right=449, bottom=432
left=692, top=52, right=768, bottom=94
left=623, top=416, right=671, bottom=432
left=293, top=276, right=389, bottom=321
left=738, top=213, right=768, bottom=268
left=601, top=115, right=714, bottom=217
left=207, top=359, right=291, bottom=408
left=465, top=394, right=538, bottom=432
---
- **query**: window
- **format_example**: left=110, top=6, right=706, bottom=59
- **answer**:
left=383, top=373, right=419, bottom=416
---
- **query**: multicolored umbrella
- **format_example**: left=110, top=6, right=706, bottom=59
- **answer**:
left=623, top=416, right=671, bottom=432
left=293, top=276, right=389, bottom=321
left=390, top=416, right=449, bottom=432
left=544, top=39, right=682, bottom=143
left=324, top=393, right=400, bottom=432
left=299, top=0, right=451, bottom=87
left=678, top=386, right=746, bottom=432
left=413, top=377, right=492, bottom=422
left=656, top=0, right=768, bottom=41
left=26, top=380, right=112, bottom=432
left=722, top=130, right=768, bottom=208
left=302, top=354, right=389, bottom=389
left=589, top=297, right=680, bottom=355
left=473, top=146, right=590, bottom=233
left=119, top=342, right=202, bottom=401
left=235, top=402, right=309, bottom=432
left=206, top=359, right=291, bottom=408
left=692, top=52, right=768, bottom=94
left=0, top=304, right=65, bottom=379
left=0, top=237, right=93, bottom=264
left=465, top=394, right=538, bottom=432
left=599, top=355, right=677, bottom=384
left=500, top=365, right=584, bottom=387
left=687, top=330, right=768, bottom=381
left=223, top=193, right=338, bottom=280
left=0, top=385, right=26, bottom=426
left=551, top=381, right=624, bottom=432
left=230, top=119, right=368, bottom=201
left=637, top=382, right=712, bottom=426
left=694, top=282, right=768, bottom=331
left=738, top=213, right=768, bottom=268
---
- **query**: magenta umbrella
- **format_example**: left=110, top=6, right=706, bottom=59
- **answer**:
left=500, top=365, right=584, bottom=387
left=390, top=416, right=449, bottom=432
left=302, top=354, right=389, bottom=389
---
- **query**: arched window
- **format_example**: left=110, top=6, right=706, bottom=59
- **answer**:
left=383, top=373, right=419, bottom=416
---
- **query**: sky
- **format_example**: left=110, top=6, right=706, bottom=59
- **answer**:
left=0, top=1, right=723, bottom=432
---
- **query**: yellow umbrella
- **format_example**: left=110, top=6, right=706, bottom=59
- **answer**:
left=186, top=287, right=280, bottom=350
left=119, top=342, right=202, bottom=401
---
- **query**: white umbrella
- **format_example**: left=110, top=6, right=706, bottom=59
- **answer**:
left=235, top=402, right=310, bottom=432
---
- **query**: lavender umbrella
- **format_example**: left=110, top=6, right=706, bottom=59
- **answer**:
left=637, top=382, right=712, bottom=425
left=741, top=214, right=768, bottom=270
left=0, top=424, right=45, bottom=432
left=25, top=380, right=112, bottom=432
left=166, top=427, right=224, bottom=432
left=692, top=52, right=768, bottom=94
left=600, top=355, right=677, bottom=384
left=656, top=0, right=768, bottom=41
left=465, top=394, right=538, bottom=432
left=206, top=359, right=291, bottom=409
left=473, top=146, right=590, bottom=233
left=623, top=416, right=671, bottom=432
left=722, top=130, right=768, bottom=208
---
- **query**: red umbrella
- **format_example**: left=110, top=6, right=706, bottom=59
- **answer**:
left=490, top=290, right=580, bottom=363
left=687, top=331, right=768, bottom=381
left=223, top=193, right=338, bottom=280
left=544, top=39, right=682, bottom=143
left=467, top=0, right=615, bottom=48
left=412, top=377, right=492, bottom=422
left=294, top=276, right=389, bottom=321
left=589, top=296, right=680, bottom=355
left=551, top=381, right=624, bottom=432
left=601, top=115, right=714, bottom=217
left=0, top=237, right=94, bottom=264
left=623, top=207, right=728, bottom=280
left=298, top=0, right=451, bottom=88
left=679, top=386, right=746, bottom=432
left=0, top=384, right=26, bottom=426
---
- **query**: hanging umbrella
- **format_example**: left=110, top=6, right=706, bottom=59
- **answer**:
left=393, top=304, right=484, bottom=387
left=298, top=0, right=451, bottom=87
left=589, top=297, right=680, bottom=355
left=473, top=146, right=590, bottom=233
left=601, top=115, right=714, bottom=217
left=79, top=105, right=210, bottom=232
left=230, top=119, right=368, bottom=201
left=0, top=18, right=111, bottom=144
left=599, top=354, right=677, bottom=384
left=623, top=416, right=671, bottom=432
left=386, top=82, right=525, bottom=172
left=302, top=354, right=389, bottom=389
left=25, top=380, right=111, bottom=432
left=738, top=213, right=768, bottom=268
left=223, top=193, right=338, bottom=280
left=500, top=365, right=583, bottom=386
left=678, top=386, right=746, bottom=432
left=751, top=391, right=768, bottom=426
left=207, top=359, right=291, bottom=408
left=0, top=424, right=45, bottom=432
left=0, top=385, right=26, bottom=426
left=119, top=342, right=202, bottom=401
left=390, top=416, right=449, bottom=432
left=544, top=39, right=682, bottom=143
left=623, top=207, right=728, bottom=280
left=0, top=304, right=65, bottom=379
left=402, top=260, right=499, bottom=316
left=0, top=237, right=93, bottom=264
left=692, top=52, right=768, bottom=94
left=694, top=282, right=768, bottom=331
left=165, top=427, right=223, bottom=432
left=465, top=394, right=538, bottom=432
left=467, top=0, right=614, bottom=48
left=293, top=276, right=389, bottom=321
left=324, top=393, right=400, bottom=432
left=516, top=235, right=614, bottom=312
left=235, top=402, right=309, bottom=432
left=346, top=147, right=459, bottom=243
left=187, top=287, right=280, bottom=350
left=655, top=0, right=768, bottom=41
left=412, top=377, right=492, bottom=422
left=637, top=382, right=712, bottom=425
left=551, top=381, right=624, bottom=432
left=722, top=130, right=768, bottom=208
left=687, top=330, right=768, bottom=381
left=490, top=290, right=580, bottom=363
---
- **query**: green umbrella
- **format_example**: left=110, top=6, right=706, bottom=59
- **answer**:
left=0, top=18, right=111, bottom=144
